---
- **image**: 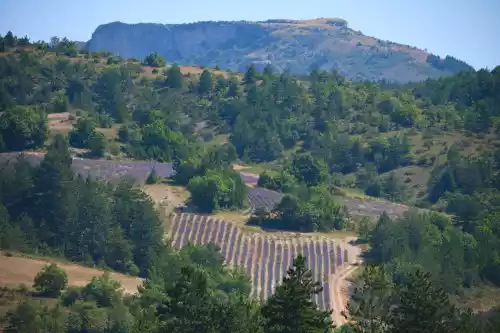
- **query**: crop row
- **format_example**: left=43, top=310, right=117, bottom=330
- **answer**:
left=168, top=213, right=350, bottom=311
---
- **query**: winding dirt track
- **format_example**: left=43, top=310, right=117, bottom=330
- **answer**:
left=331, top=264, right=358, bottom=326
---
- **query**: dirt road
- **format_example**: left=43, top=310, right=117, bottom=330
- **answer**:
left=330, top=264, right=358, bottom=326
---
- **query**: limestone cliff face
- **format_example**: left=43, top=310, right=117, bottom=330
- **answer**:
left=87, top=19, right=472, bottom=82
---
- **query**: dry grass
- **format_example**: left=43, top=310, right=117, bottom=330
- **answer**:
left=47, top=112, right=74, bottom=135
left=143, top=183, right=190, bottom=230
left=95, top=125, right=119, bottom=139
left=140, top=64, right=237, bottom=80
left=452, top=284, right=500, bottom=313
left=0, top=252, right=143, bottom=294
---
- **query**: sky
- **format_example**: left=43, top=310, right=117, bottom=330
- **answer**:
left=1, top=0, right=498, bottom=70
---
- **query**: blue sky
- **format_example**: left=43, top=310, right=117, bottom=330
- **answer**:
left=1, top=0, right=498, bottom=69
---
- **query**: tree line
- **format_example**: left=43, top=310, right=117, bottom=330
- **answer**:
left=0, top=134, right=164, bottom=276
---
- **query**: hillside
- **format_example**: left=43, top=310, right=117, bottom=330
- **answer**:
left=1, top=32, right=500, bottom=332
left=87, top=18, right=473, bottom=82
left=0, top=252, right=142, bottom=294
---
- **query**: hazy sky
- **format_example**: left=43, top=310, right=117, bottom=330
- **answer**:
left=1, top=0, right=498, bottom=69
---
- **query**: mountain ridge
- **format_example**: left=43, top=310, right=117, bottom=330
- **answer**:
left=87, top=18, right=473, bottom=82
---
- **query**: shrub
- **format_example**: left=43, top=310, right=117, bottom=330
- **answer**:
left=33, top=264, right=68, bottom=297
left=62, top=286, right=83, bottom=306
left=143, top=52, right=166, bottom=67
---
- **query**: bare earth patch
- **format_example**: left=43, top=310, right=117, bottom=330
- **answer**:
left=0, top=253, right=143, bottom=294
left=47, top=112, right=74, bottom=135
left=143, top=183, right=190, bottom=230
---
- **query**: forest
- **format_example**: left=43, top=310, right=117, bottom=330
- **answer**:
left=1, top=32, right=500, bottom=332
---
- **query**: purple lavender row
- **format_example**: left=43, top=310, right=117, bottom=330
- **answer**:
left=220, top=223, right=233, bottom=258
left=274, top=243, right=282, bottom=295
left=169, top=214, right=181, bottom=248
left=228, top=228, right=239, bottom=265
left=175, top=214, right=187, bottom=249
left=315, top=241, right=325, bottom=310
left=260, top=238, right=274, bottom=300
left=253, top=237, right=262, bottom=298
left=246, top=238, right=255, bottom=278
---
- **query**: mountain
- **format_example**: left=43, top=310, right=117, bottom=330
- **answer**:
left=87, top=18, right=473, bottom=82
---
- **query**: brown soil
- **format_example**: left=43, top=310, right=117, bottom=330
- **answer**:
left=330, top=264, right=358, bottom=326
left=0, top=253, right=143, bottom=294
left=47, top=112, right=74, bottom=135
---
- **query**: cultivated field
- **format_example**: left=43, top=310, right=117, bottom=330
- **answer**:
left=0, top=152, right=411, bottom=219
left=167, top=213, right=360, bottom=315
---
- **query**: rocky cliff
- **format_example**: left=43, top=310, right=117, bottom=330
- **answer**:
left=87, top=18, right=472, bottom=82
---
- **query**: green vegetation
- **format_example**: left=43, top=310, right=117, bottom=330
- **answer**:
left=145, top=167, right=159, bottom=184
left=3, top=247, right=260, bottom=333
left=342, top=266, right=500, bottom=333
left=142, top=51, right=166, bottom=67
left=0, top=135, right=162, bottom=276
left=0, top=34, right=499, bottom=228
left=33, top=264, right=68, bottom=297
left=188, top=169, right=247, bottom=213
left=0, top=106, right=48, bottom=151
left=262, top=255, right=333, bottom=333
left=0, top=32, right=500, bottom=332
left=174, top=143, right=245, bottom=212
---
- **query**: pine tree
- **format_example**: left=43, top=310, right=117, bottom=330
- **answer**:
left=261, top=255, right=333, bottom=333
left=32, top=134, right=75, bottom=248
left=343, top=265, right=393, bottom=333
left=382, top=172, right=408, bottom=203
left=146, top=167, right=158, bottom=184
left=166, top=64, right=183, bottom=89
left=198, top=69, right=213, bottom=95
left=390, top=270, right=458, bottom=333
left=243, top=64, right=257, bottom=85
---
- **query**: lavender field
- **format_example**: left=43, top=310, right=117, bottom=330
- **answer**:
left=168, top=213, right=353, bottom=310
left=0, top=153, right=283, bottom=209
left=0, top=153, right=408, bottom=218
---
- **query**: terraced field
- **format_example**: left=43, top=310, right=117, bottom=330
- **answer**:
left=167, top=213, right=358, bottom=311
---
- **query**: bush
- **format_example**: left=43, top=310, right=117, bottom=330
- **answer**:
left=142, top=52, right=166, bottom=67
left=33, top=264, right=68, bottom=297
left=62, top=286, right=83, bottom=306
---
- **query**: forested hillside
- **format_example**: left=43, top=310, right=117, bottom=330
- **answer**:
left=87, top=18, right=473, bottom=82
left=1, top=32, right=500, bottom=332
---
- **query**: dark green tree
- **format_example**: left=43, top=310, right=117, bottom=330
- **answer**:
left=33, top=264, right=68, bottom=297
left=5, top=301, right=67, bottom=333
left=146, top=167, right=159, bottom=184
left=4, top=31, right=16, bottom=47
left=0, top=106, right=48, bottom=151
left=390, top=271, right=459, bottom=333
left=88, top=131, right=107, bottom=157
left=290, top=153, right=327, bottom=186
left=198, top=69, right=213, bottom=95
left=243, top=64, right=257, bottom=85
left=261, top=255, right=333, bottom=333
left=166, top=63, right=183, bottom=89
left=143, top=51, right=166, bottom=67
